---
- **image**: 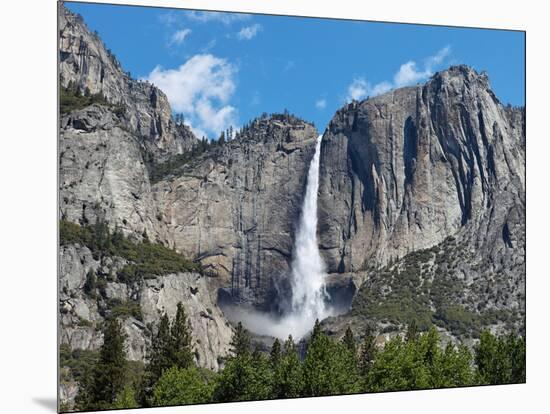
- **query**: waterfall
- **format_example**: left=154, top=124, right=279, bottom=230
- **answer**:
left=221, top=135, right=332, bottom=340
left=289, top=135, right=330, bottom=324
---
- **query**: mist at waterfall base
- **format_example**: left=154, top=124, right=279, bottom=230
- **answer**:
left=223, top=136, right=339, bottom=340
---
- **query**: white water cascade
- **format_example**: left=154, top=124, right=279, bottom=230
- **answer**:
left=223, top=135, right=333, bottom=340
left=288, top=135, right=331, bottom=329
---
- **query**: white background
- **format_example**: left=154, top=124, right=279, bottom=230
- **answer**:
left=0, top=0, right=547, bottom=413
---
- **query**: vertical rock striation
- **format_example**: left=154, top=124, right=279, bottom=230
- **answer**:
left=59, top=4, right=197, bottom=158
left=152, top=115, right=319, bottom=310
left=318, top=65, right=525, bottom=274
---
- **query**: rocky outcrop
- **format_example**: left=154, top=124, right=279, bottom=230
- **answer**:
left=152, top=115, right=319, bottom=310
left=140, top=274, right=233, bottom=370
left=318, top=65, right=525, bottom=274
left=58, top=0, right=524, bottom=367
left=58, top=4, right=319, bottom=312
left=317, top=66, right=525, bottom=341
left=59, top=105, right=165, bottom=238
left=59, top=4, right=197, bottom=158
left=59, top=245, right=232, bottom=370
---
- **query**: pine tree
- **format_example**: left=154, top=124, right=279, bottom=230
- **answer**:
left=507, top=333, right=526, bottom=383
left=170, top=302, right=194, bottom=370
left=342, top=326, right=357, bottom=360
left=84, top=269, right=97, bottom=297
left=303, top=321, right=361, bottom=396
left=229, top=322, right=250, bottom=358
left=213, top=326, right=265, bottom=402
left=311, top=319, right=322, bottom=341
left=95, top=318, right=127, bottom=406
left=474, top=331, right=525, bottom=385
left=148, top=313, right=173, bottom=383
left=359, top=327, right=377, bottom=378
left=249, top=346, right=273, bottom=399
left=406, top=319, right=419, bottom=342
left=152, top=366, right=213, bottom=406
left=112, top=385, right=139, bottom=409
left=272, top=335, right=303, bottom=398
left=270, top=338, right=282, bottom=369
left=76, top=318, right=128, bottom=410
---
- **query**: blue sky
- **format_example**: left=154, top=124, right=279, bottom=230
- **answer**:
left=65, top=2, right=525, bottom=139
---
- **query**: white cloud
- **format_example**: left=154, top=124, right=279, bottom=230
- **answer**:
left=237, top=24, right=262, bottom=40
left=394, top=46, right=452, bottom=87
left=370, top=81, right=393, bottom=96
left=345, top=46, right=451, bottom=102
left=315, top=99, right=327, bottom=109
left=346, top=78, right=369, bottom=101
left=425, top=45, right=451, bottom=71
left=186, top=11, right=251, bottom=25
left=146, top=54, right=238, bottom=139
left=393, top=61, right=430, bottom=88
left=169, top=29, right=191, bottom=46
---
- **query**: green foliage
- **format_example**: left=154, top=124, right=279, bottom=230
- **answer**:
left=111, top=385, right=139, bottom=409
left=342, top=326, right=357, bottom=359
left=83, top=269, right=97, bottom=297
left=213, top=351, right=273, bottom=402
left=229, top=322, right=251, bottom=358
left=60, top=84, right=111, bottom=114
left=109, top=299, right=143, bottom=321
left=432, top=343, right=474, bottom=388
left=58, top=400, right=71, bottom=413
left=170, top=302, right=194, bottom=370
left=76, top=319, right=128, bottom=411
left=303, top=321, right=361, bottom=396
left=213, top=325, right=273, bottom=402
left=270, top=338, right=282, bottom=369
left=67, top=315, right=524, bottom=410
left=147, top=314, right=173, bottom=385
left=152, top=367, right=213, bottom=406
left=366, top=328, right=474, bottom=392
left=60, top=344, right=99, bottom=385
left=359, top=327, right=377, bottom=378
left=147, top=138, right=216, bottom=183
left=59, top=219, right=202, bottom=282
left=60, top=219, right=92, bottom=246
left=77, top=317, right=93, bottom=327
left=272, top=336, right=303, bottom=398
left=143, top=302, right=196, bottom=406
left=475, top=331, right=526, bottom=385
left=406, top=319, right=419, bottom=342
left=352, top=239, right=521, bottom=338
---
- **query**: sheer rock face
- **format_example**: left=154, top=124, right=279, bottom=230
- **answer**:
left=59, top=245, right=232, bottom=371
left=57, top=5, right=318, bottom=313
left=152, top=117, right=319, bottom=310
left=58, top=4, right=196, bottom=158
left=58, top=2, right=525, bottom=357
left=318, top=65, right=525, bottom=274
left=59, top=105, right=165, bottom=238
left=140, top=274, right=233, bottom=370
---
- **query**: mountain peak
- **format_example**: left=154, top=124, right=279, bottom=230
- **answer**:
left=58, top=3, right=197, bottom=158
left=235, top=112, right=317, bottom=143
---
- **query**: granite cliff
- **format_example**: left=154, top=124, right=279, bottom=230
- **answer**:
left=58, top=3, right=525, bottom=400
left=318, top=66, right=525, bottom=339
left=318, top=65, right=525, bottom=273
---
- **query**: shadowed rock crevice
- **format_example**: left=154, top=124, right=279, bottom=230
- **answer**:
left=318, top=65, right=524, bottom=275
left=403, top=116, right=418, bottom=185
